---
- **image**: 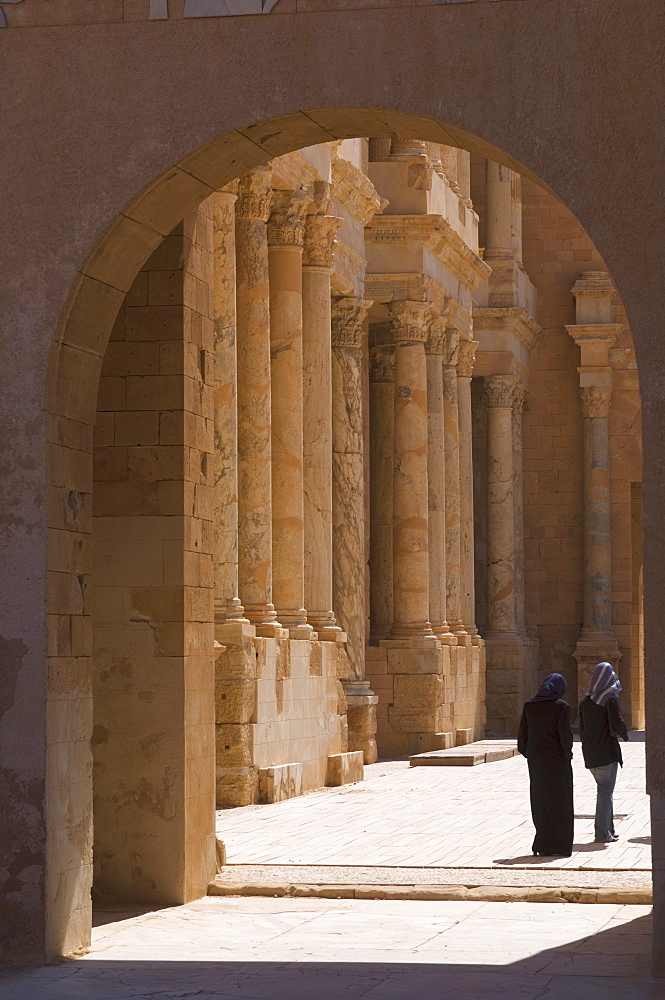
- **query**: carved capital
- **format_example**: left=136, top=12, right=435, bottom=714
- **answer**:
left=267, top=189, right=309, bottom=247
left=303, top=215, right=342, bottom=269
left=580, top=385, right=612, bottom=418
left=388, top=300, right=431, bottom=344
left=444, top=327, right=460, bottom=368
left=512, top=383, right=528, bottom=414
left=484, top=374, right=518, bottom=408
left=236, top=167, right=272, bottom=222
left=219, top=178, right=239, bottom=198
left=425, top=316, right=447, bottom=356
left=369, top=344, right=395, bottom=383
left=331, top=297, right=372, bottom=349
left=457, top=339, right=478, bottom=378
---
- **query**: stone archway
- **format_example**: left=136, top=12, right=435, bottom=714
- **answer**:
left=1, top=0, right=664, bottom=970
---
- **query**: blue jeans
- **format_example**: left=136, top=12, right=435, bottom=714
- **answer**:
left=589, top=762, right=619, bottom=840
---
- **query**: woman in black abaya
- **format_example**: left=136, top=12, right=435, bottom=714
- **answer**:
left=518, top=673, right=574, bottom=857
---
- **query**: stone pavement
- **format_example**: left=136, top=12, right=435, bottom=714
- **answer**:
left=217, top=738, right=649, bottom=876
left=0, top=897, right=659, bottom=999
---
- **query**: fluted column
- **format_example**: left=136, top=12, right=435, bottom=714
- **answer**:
left=212, top=182, right=245, bottom=624
left=485, top=160, right=513, bottom=260
left=443, top=329, right=465, bottom=637
left=457, top=340, right=479, bottom=639
left=302, top=215, right=343, bottom=638
left=426, top=318, right=454, bottom=642
left=267, top=190, right=312, bottom=637
left=389, top=300, right=433, bottom=639
left=332, top=297, right=371, bottom=676
left=369, top=343, right=395, bottom=642
left=484, top=375, right=518, bottom=634
left=235, top=168, right=279, bottom=634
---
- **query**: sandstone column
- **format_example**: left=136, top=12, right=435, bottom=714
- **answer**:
left=332, top=296, right=371, bottom=673
left=457, top=340, right=479, bottom=639
left=566, top=272, right=622, bottom=701
left=484, top=374, right=518, bottom=635
left=485, top=160, right=513, bottom=260
left=443, top=329, right=465, bottom=636
left=389, top=300, right=433, bottom=639
left=212, top=182, right=245, bottom=624
left=426, top=318, right=454, bottom=642
left=267, top=190, right=312, bottom=637
left=457, top=149, right=472, bottom=206
left=512, top=383, right=527, bottom=638
left=369, top=343, right=395, bottom=642
left=302, top=214, right=343, bottom=638
left=440, top=147, right=461, bottom=193
left=235, top=168, right=280, bottom=634
left=390, top=137, right=428, bottom=157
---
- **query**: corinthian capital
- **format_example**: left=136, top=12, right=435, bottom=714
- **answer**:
left=236, top=167, right=272, bottom=222
left=513, top=383, right=528, bottom=414
left=331, top=297, right=372, bottom=349
left=457, top=339, right=478, bottom=378
left=388, top=300, right=431, bottom=344
left=580, top=385, right=612, bottom=418
left=425, top=316, right=447, bottom=356
left=267, top=189, right=309, bottom=247
left=484, top=374, right=518, bottom=408
left=303, top=215, right=342, bottom=269
left=369, top=344, right=395, bottom=383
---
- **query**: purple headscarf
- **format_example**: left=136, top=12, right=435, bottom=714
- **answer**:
left=527, top=673, right=567, bottom=703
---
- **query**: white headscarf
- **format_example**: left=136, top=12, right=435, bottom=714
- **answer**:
left=587, top=661, right=622, bottom=707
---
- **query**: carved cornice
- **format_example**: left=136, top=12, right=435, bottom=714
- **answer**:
left=331, top=297, right=372, bottom=349
left=580, top=385, right=612, bottom=419
left=484, top=374, right=518, bottom=408
left=236, top=167, right=272, bottom=222
left=366, top=215, right=491, bottom=291
left=388, top=300, right=431, bottom=344
left=565, top=323, right=623, bottom=349
left=331, top=149, right=387, bottom=225
left=473, top=306, right=543, bottom=353
left=267, top=189, right=309, bottom=247
left=269, top=151, right=322, bottom=200
left=364, top=273, right=447, bottom=317
left=457, top=339, right=479, bottom=378
left=303, top=215, right=342, bottom=269
left=369, top=344, right=395, bottom=383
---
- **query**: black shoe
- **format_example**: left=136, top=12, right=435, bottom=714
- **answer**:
left=594, top=835, right=619, bottom=843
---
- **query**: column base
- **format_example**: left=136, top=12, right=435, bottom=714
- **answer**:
left=275, top=611, right=314, bottom=640
left=573, top=633, right=622, bottom=708
left=342, top=679, right=379, bottom=764
left=485, top=631, right=539, bottom=737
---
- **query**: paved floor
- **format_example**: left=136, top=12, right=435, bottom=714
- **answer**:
left=217, top=738, right=649, bottom=873
left=0, top=897, right=659, bottom=999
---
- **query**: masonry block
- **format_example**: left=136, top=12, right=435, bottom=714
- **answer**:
left=258, top=762, right=302, bottom=803
left=215, top=678, right=255, bottom=723
left=326, top=751, right=364, bottom=787
left=216, top=766, right=258, bottom=808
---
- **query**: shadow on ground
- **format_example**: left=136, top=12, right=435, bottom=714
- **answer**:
left=0, top=913, right=658, bottom=999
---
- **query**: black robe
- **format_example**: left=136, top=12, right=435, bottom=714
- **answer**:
left=518, top=699, right=574, bottom=856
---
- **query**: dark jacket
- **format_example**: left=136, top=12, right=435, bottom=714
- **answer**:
left=578, top=695, right=628, bottom=768
left=518, top=699, right=574, bottom=761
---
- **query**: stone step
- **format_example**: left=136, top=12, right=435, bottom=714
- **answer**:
left=409, top=739, right=519, bottom=767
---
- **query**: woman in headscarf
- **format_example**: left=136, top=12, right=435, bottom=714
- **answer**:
left=579, top=662, right=628, bottom=843
left=518, top=673, right=574, bottom=856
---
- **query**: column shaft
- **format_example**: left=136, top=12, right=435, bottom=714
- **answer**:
left=369, top=344, right=395, bottom=642
left=389, top=300, right=433, bottom=639
left=484, top=375, right=518, bottom=633
left=302, top=216, right=342, bottom=636
left=485, top=160, right=513, bottom=259
left=581, top=387, right=614, bottom=634
left=512, top=385, right=527, bottom=635
left=426, top=320, right=453, bottom=640
left=235, top=169, right=278, bottom=632
left=457, top=341, right=479, bottom=636
left=332, top=298, right=370, bottom=676
left=443, top=330, right=465, bottom=635
left=267, top=191, right=311, bottom=635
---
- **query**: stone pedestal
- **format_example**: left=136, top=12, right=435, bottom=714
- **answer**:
left=332, top=297, right=371, bottom=677
left=342, top=679, right=379, bottom=764
left=235, top=169, right=280, bottom=635
left=268, top=190, right=312, bottom=638
left=302, top=215, right=343, bottom=639
left=212, top=183, right=246, bottom=624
